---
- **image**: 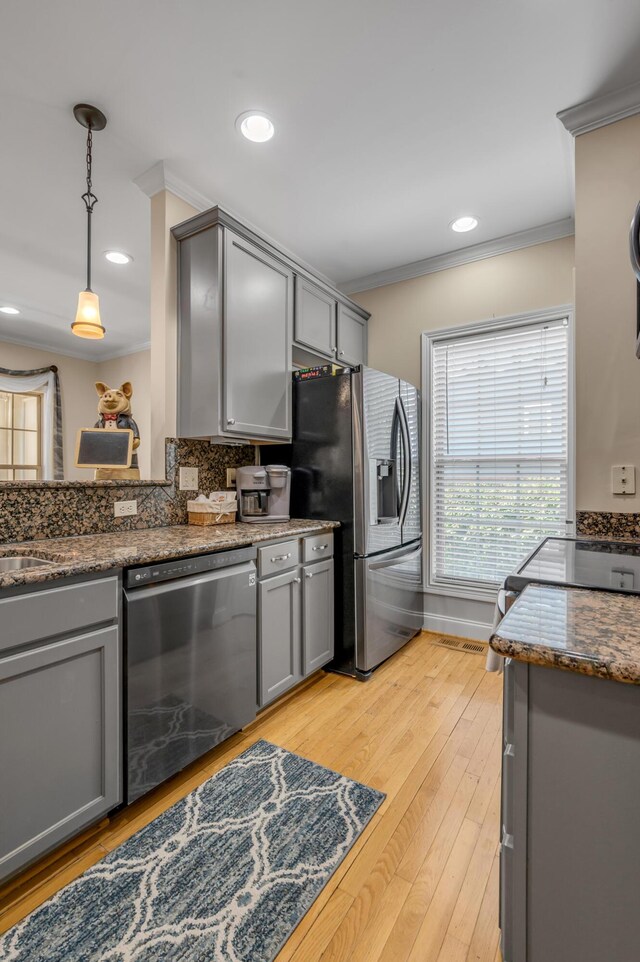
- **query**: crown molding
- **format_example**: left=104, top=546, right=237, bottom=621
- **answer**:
left=134, top=161, right=337, bottom=288
left=557, top=81, right=640, bottom=137
left=134, top=160, right=213, bottom=212
left=339, top=218, right=575, bottom=294
left=0, top=331, right=150, bottom=363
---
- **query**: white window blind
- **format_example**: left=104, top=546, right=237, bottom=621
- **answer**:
left=430, top=318, right=570, bottom=588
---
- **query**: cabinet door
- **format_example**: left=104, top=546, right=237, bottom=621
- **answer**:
left=259, top=570, right=301, bottom=706
left=302, top=559, right=334, bottom=675
left=336, top=304, right=367, bottom=366
left=0, top=626, right=121, bottom=882
left=294, top=277, right=337, bottom=359
left=223, top=230, right=293, bottom=440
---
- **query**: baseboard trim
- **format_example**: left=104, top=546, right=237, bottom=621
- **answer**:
left=422, top=612, right=493, bottom=642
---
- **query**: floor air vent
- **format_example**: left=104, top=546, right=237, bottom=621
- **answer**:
left=430, top=636, right=488, bottom=655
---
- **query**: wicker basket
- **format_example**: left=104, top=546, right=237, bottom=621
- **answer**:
left=187, top=497, right=237, bottom=526
left=188, top=509, right=236, bottom=526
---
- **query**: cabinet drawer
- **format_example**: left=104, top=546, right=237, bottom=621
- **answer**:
left=258, top=540, right=300, bottom=577
left=0, top=576, right=119, bottom=653
left=302, top=533, right=334, bottom=563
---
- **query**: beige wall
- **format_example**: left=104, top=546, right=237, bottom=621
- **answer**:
left=0, top=340, right=151, bottom=480
left=350, top=236, right=575, bottom=388
left=150, top=190, right=198, bottom=476
left=94, top=349, right=151, bottom=479
left=574, top=115, right=640, bottom=512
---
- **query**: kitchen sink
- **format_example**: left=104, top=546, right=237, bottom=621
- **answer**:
left=0, top=556, right=56, bottom=571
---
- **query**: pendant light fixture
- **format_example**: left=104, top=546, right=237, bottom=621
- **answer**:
left=72, top=103, right=107, bottom=339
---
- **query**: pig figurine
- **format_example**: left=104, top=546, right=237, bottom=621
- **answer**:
left=95, top=381, right=140, bottom=468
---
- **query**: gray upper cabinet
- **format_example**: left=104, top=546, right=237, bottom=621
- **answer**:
left=337, top=304, right=367, bottom=366
left=294, top=277, right=337, bottom=359
left=173, top=207, right=369, bottom=442
left=302, top=558, right=334, bottom=674
left=223, top=231, right=293, bottom=439
left=0, top=576, right=121, bottom=883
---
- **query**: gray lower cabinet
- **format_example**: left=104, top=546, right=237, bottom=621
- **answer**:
left=258, top=568, right=302, bottom=706
left=337, top=304, right=367, bottom=366
left=302, top=559, right=334, bottom=674
left=258, top=538, right=335, bottom=707
left=0, top=577, right=121, bottom=883
left=500, top=658, right=640, bottom=962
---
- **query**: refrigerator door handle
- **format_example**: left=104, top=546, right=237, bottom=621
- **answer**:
left=397, top=396, right=412, bottom=528
left=391, top=398, right=402, bottom=515
left=367, top=542, right=422, bottom=570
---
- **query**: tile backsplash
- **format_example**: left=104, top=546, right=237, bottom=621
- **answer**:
left=576, top=511, right=640, bottom=540
left=0, top=439, right=254, bottom=544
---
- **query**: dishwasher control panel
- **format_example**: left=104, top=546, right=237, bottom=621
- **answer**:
left=125, top=545, right=257, bottom=588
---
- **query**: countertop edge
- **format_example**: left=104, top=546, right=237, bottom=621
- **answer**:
left=490, top=583, right=640, bottom=685
left=0, top=520, right=340, bottom=590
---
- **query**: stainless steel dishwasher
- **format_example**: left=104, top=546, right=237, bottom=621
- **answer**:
left=123, top=545, right=257, bottom=803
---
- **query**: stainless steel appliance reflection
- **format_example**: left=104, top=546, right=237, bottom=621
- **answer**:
left=124, top=546, right=257, bottom=803
left=271, top=366, right=422, bottom=679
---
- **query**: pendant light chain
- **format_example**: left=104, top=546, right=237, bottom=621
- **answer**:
left=81, top=126, right=98, bottom=291
left=72, top=102, right=107, bottom=339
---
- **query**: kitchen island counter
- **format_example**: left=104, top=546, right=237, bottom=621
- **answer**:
left=490, top=582, right=640, bottom=684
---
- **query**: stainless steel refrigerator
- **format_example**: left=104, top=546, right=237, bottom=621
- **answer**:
left=273, top=366, right=422, bottom=679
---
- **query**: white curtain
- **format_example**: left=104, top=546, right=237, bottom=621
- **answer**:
left=0, top=370, right=57, bottom=480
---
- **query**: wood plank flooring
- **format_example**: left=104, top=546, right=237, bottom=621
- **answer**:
left=0, top=631, right=503, bottom=961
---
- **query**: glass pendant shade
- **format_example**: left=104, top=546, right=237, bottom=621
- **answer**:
left=71, top=290, right=105, bottom=339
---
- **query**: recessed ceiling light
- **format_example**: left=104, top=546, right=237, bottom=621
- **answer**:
left=450, top=216, right=479, bottom=233
left=104, top=250, right=133, bottom=265
left=236, top=111, right=275, bottom=143
left=0, top=306, right=20, bottom=315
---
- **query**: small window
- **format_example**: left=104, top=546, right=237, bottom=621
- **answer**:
left=0, top=391, right=42, bottom=480
left=427, top=314, right=572, bottom=590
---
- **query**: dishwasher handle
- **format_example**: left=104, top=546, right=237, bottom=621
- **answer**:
left=124, top=560, right=256, bottom=600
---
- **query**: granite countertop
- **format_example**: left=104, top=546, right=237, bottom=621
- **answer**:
left=490, top=583, right=640, bottom=684
left=0, top=520, right=339, bottom=589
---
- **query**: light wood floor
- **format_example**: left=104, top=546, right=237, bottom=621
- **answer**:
left=0, top=632, right=504, bottom=962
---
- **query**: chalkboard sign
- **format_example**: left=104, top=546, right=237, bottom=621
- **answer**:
left=75, top=428, right=133, bottom=468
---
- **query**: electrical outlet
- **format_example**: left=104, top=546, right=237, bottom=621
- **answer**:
left=179, top=466, right=199, bottom=491
left=114, top=500, right=137, bottom=517
left=226, top=468, right=237, bottom=488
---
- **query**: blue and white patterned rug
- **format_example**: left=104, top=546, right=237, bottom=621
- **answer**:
left=0, top=740, right=384, bottom=961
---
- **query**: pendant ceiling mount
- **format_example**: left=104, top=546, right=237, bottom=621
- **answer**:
left=73, top=103, right=107, bottom=131
left=71, top=102, right=107, bottom=340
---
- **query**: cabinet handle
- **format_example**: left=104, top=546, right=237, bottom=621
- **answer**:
left=271, top=553, right=292, bottom=562
left=331, top=345, right=337, bottom=353
left=306, top=571, right=313, bottom=578
left=312, top=544, right=328, bottom=552
left=293, top=576, right=301, bottom=584
left=227, top=418, right=236, bottom=425
left=339, top=351, right=345, bottom=357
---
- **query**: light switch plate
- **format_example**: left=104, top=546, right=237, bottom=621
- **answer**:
left=114, top=500, right=137, bottom=517
left=179, top=466, right=199, bottom=491
left=612, top=465, right=636, bottom=495
left=226, top=468, right=237, bottom=488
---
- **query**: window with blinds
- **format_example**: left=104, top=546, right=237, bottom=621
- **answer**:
left=430, top=317, right=570, bottom=589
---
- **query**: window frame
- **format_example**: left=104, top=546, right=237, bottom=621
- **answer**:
left=0, top=390, right=43, bottom=481
left=421, top=306, right=575, bottom=601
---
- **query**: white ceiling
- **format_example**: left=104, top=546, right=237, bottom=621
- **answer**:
left=2, top=0, right=640, bottom=358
